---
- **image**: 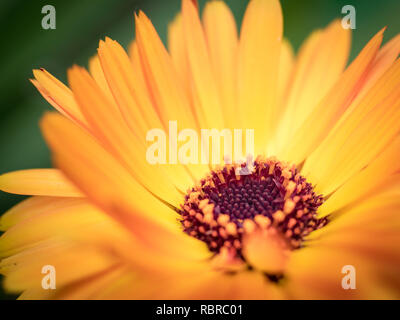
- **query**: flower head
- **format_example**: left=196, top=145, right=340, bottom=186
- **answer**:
left=0, top=0, right=400, bottom=299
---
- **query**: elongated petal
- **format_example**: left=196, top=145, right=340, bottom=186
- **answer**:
left=202, top=0, right=238, bottom=129
left=237, top=0, right=283, bottom=154
left=0, top=200, right=110, bottom=258
left=168, top=14, right=191, bottom=96
left=1, top=240, right=118, bottom=294
left=319, top=137, right=400, bottom=217
left=277, top=39, right=294, bottom=109
left=98, top=40, right=197, bottom=192
left=303, top=58, right=400, bottom=195
left=279, top=29, right=384, bottom=163
left=182, top=0, right=224, bottom=129
left=98, top=38, right=163, bottom=134
left=0, top=197, right=85, bottom=231
left=275, top=21, right=350, bottom=152
left=88, top=54, right=115, bottom=102
left=67, top=65, right=184, bottom=205
left=0, top=169, right=82, bottom=197
left=32, top=69, right=87, bottom=127
left=135, top=11, right=197, bottom=130
left=351, top=34, right=400, bottom=106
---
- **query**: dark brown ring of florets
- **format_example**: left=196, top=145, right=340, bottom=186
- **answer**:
left=179, top=156, right=327, bottom=258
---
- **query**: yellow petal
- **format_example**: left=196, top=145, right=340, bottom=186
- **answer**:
left=202, top=0, right=238, bottom=129
left=237, top=0, right=283, bottom=154
left=0, top=200, right=109, bottom=258
left=1, top=240, right=118, bottom=294
left=136, top=10, right=211, bottom=181
left=303, top=58, right=400, bottom=195
left=274, top=21, right=351, bottom=153
left=293, top=20, right=351, bottom=128
left=168, top=14, right=191, bottom=97
left=32, top=69, right=87, bottom=127
left=98, top=39, right=197, bottom=192
left=88, top=54, right=115, bottom=102
left=319, top=137, right=400, bottom=217
left=277, top=38, right=294, bottom=110
left=135, top=11, right=197, bottom=130
left=128, top=40, right=155, bottom=113
left=40, top=113, right=210, bottom=261
left=98, top=38, right=163, bottom=134
left=182, top=0, right=224, bottom=129
left=351, top=34, right=400, bottom=106
left=0, top=196, right=85, bottom=231
left=0, top=169, right=82, bottom=197
left=67, top=65, right=182, bottom=205
left=279, top=28, right=384, bottom=164
left=313, top=188, right=400, bottom=239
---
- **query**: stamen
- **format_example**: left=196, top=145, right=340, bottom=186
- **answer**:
left=179, top=156, right=327, bottom=261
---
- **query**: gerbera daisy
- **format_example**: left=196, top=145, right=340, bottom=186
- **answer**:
left=0, top=0, right=399, bottom=299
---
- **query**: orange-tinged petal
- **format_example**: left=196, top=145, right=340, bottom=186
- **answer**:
left=40, top=112, right=175, bottom=228
left=128, top=41, right=146, bottom=84
left=168, top=14, right=190, bottom=96
left=32, top=69, right=87, bottom=127
left=237, top=0, right=283, bottom=154
left=303, top=58, right=400, bottom=195
left=0, top=195, right=208, bottom=294
left=0, top=197, right=85, bottom=231
left=277, top=38, right=294, bottom=110
left=292, top=20, right=351, bottom=127
left=68, top=65, right=183, bottom=205
left=0, top=197, right=166, bottom=280
left=351, top=34, right=400, bottom=106
left=88, top=54, right=115, bottom=101
left=40, top=113, right=210, bottom=261
left=319, top=137, right=400, bottom=217
left=203, top=0, right=238, bottom=129
left=182, top=0, right=224, bottom=129
left=0, top=240, right=118, bottom=294
left=135, top=10, right=212, bottom=181
left=279, top=28, right=384, bottom=164
left=311, top=188, right=400, bottom=239
left=273, top=30, right=323, bottom=152
left=274, top=21, right=351, bottom=153
left=98, top=40, right=198, bottom=192
left=135, top=11, right=197, bottom=130
left=0, top=169, right=82, bottom=197
left=98, top=38, right=163, bottom=134
left=0, top=200, right=110, bottom=258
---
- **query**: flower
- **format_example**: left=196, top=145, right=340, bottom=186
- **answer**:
left=0, top=0, right=400, bottom=299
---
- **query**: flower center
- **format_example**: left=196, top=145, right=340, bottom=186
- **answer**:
left=179, top=156, right=327, bottom=260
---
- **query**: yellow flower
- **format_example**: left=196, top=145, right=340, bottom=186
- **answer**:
left=1, top=0, right=400, bottom=299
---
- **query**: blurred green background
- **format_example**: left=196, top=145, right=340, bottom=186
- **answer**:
left=0, top=0, right=399, bottom=299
